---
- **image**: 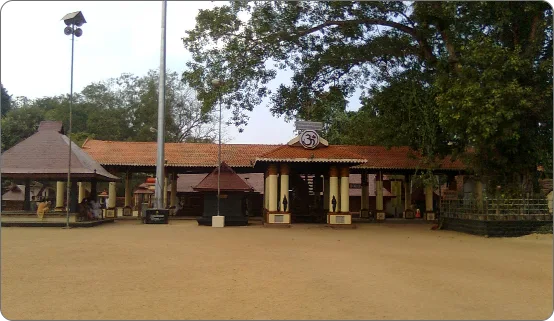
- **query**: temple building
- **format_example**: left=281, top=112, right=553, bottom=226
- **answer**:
left=76, top=129, right=466, bottom=226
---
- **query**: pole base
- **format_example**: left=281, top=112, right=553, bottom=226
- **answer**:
left=212, top=216, right=225, bottom=228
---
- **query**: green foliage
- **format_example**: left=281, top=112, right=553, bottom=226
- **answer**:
left=1, top=70, right=218, bottom=152
left=1, top=84, right=12, bottom=116
left=182, top=1, right=553, bottom=192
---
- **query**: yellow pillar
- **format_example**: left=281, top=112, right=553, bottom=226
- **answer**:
left=280, top=164, right=290, bottom=212
left=323, top=175, right=330, bottom=211
left=340, top=167, right=350, bottom=213
left=268, top=164, right=278, bottom=211
left=124, top=172, right=132, bottom=207
left=55, top=181, right=65, bottom=211
left=170, top=173, right=177, bottom=208
left=108, top=182, right=117, bottom=209
left=329, top=166, right=339, bottom=212
left=425, top=183, right=434, bottom=213
left=78, top=182, right=86, bottom=203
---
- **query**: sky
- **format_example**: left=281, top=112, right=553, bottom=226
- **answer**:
left=0, top=1, right=361, bottom=144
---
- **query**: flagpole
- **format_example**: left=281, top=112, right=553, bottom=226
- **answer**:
left=155, top=0, right=167, bottom=210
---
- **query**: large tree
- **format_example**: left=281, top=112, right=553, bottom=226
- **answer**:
left=182, top=1, right=552, bottom=193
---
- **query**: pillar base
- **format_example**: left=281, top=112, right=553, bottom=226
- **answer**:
left=425, top=212, right=436, bottom=220
left=212, top=215, right=225, bottom=228
left=327, top=212, right=352, bottom=225
left=54, top=207, right=65, bottom=212
left=376, top=212, right=386, bottom=220
left=266, top=212, right=291, bottom=224
left=404, top=209, right=414, bottom=219
left=122, top=206, right=133, bottom=216
left=360, top=209, right=370, bottom=218
left=104, top=208, right=117, bottom=219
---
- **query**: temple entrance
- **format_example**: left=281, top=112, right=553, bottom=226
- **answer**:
left=288, top=172, right=326, bottom=223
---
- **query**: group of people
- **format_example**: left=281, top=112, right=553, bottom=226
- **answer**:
left=79, top=198, right=102, bottom=220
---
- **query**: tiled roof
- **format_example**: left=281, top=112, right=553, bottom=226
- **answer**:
left=1, top=130, right=118, bottom=181
left=193, top=162, right=253, bottom=192
left=346, top=146, right=465, bottom=171
left=256, top=145, right=367, bottom=164
left=81, top=140, right=279, bottom=167
left=81, top=140, right=465, bottom=171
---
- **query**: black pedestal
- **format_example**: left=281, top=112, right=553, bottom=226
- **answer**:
left=144, top=209, right=169, bottom=224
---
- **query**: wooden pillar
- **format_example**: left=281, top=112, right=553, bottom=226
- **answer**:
left=268, top=164, right=278, bottom=212
left=329, top=166, right=339, bottom=212
left=125, top=172, right=133, bottom=207
left=280, top=164, right=290, bottom=212
left=264, top=171, right=269, bottom=210
left=376, top=173, right=384, bottom=219
left=340, top=167, right=350, bottom=213
left=361, top=171, right=369, bottom=216
left=90, top=179, right=97, bottom=201
left=323, top=175, right=330, bottom=211
left=475, top=179, right=484, bottom=211
left=24, top=179, right=31, bottom=211
left=70, top=180, right=78, bottom=213
left=163, top=172, right=169, bottom=208
left=404, top=175, right=412, bottom=215
left=108, top=182, right=117, bottom=209
left=55, top=181, right=65, bottom=211
left=170, top=173, right=177, bottom=208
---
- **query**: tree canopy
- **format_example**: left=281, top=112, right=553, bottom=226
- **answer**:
left=182, top=1, right=553, bottom=193
left=1, top=70, right=219, bottom=151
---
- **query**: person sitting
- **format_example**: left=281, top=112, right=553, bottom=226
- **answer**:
left=78, top=198, right=91, bottom=221
left=89, top=199, right=102, bottom=220
left=36, top=201, right=51, bottom=220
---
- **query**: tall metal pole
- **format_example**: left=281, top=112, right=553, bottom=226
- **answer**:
left=217, top=92, right=222, bottom=216
left=65, top=24, right=75, bottom=228
left=155, top=0, right=167, bottom=209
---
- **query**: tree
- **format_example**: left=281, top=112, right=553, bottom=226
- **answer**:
left=0, top=70, right=220, bottom=151
left=182, top=1, right=552, bottom=193
left=1, top=84, right=12, bottom=116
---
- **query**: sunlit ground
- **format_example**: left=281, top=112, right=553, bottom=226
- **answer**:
left=1, top=221, right=552, bottom=320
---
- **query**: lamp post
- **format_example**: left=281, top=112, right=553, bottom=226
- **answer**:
left=61, top=11, right=86, bottom=229
left=211, top=79, right=223, bottom=222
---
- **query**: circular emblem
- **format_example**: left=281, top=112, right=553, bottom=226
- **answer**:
left=300, top=130, right=319, bottom=149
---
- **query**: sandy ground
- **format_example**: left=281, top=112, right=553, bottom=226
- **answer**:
left=1, top=221, right=552, bottom=320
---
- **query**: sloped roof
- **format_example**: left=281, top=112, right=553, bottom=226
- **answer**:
left=255, top=145, right=367, bottom=164
left=347, top=146, right=465, bottom=171
left=81, top=139, right=466, bottom=172
left=1, top=123, right=119, bottom=181
left=81, top=139, right=279, bottom=167
left=193, top=162, right=252, bottom=192
left=177, top=173, right=265, bottom=193
left=38, top=121, right=64, bottom=134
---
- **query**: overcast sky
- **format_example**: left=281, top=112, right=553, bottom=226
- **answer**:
left=0, top=1, right=361, bottom=144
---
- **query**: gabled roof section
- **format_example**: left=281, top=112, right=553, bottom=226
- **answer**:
left=255, top=145, right=367, bottom=164
left=1, top=130, right=119, bottom=181
left=38, top=121, right=64, bottom=134
left=193, top=162, right=253, bottom=192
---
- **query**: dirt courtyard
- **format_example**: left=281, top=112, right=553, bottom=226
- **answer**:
left=1, top=221, right=552, bottom=320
